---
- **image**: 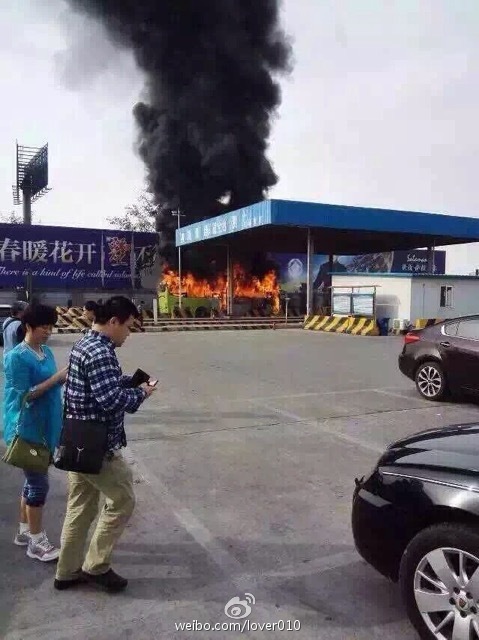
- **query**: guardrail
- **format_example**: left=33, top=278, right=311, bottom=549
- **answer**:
left=54, top=309, right=303, bottom=334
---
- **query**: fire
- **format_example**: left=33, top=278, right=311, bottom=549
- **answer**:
left=161, top=263, right=280, bottom=314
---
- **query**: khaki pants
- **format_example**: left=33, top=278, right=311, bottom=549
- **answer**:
left=56, top=452, right=135, bottom=580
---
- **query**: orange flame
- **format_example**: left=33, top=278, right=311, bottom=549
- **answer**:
left=161, top=263, right=280, bottom=314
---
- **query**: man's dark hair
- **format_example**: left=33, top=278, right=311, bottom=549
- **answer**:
left=95, top=296, right=139, bottom=325
left=84, top=300, right=99, bottom=313
left=23, top=304, right=58, bottom=329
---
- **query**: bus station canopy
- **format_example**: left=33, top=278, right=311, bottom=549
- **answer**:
left=175, top=199, right=479, bottom=254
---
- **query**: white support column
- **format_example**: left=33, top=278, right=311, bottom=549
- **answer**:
left=426, top=244, right=435, bottom=274
left=306, top=229, right=314, bottom=316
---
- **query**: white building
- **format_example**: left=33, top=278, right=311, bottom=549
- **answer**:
left=331, top=273, right=479, bottom=323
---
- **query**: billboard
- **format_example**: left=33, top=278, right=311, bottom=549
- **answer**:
left=23, top=144, right=48, bottom=197
left=268, top=250, right=447, bottom=293
left=0, top=224, right=159, bottom=290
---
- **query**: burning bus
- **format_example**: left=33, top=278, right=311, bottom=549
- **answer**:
left=158, top=264, right=280, bottom=317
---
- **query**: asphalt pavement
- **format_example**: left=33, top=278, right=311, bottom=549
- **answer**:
left=2, top=329, right=479, bottom=640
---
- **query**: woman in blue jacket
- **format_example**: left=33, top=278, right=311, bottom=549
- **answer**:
left=3, top=304, right=66, bottom=562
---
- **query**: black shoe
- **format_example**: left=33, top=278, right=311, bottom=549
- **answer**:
left=54, top=571, right=87, bottom=591
left=80, top=568, right=128, bottom=593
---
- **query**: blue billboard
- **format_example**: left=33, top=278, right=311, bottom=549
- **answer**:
left=0, top=224, right=158, bottom=289
left=268, top=250, right=446, bottom=293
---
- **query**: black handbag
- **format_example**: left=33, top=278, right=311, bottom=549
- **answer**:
left=53, top=369, right=109, bottom=475
left=53, top=418, right=108, bottom=475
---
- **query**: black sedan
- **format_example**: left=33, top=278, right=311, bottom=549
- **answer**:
left=353, top=423, right=479, bottom=640
left=399, top=315, right=479, bottom=401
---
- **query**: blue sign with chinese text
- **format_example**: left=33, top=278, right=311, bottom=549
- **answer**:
left=175, top=202, right=272, bottom=246
left=0, top=225, right=158, bottom=289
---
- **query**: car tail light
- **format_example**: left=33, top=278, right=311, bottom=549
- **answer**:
left=404, top=332, right=420, bottom=345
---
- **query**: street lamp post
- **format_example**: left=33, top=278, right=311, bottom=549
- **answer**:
left=172, top=209, right=186, bottom=310
left=285, top=296, right=290, bottom=325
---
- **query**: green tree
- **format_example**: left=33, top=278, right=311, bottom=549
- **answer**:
left=107, top=194, right=157, bottom=232
left=0, top=210, right=23, bottom=224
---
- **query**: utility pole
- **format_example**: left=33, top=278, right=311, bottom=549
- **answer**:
left=22, top=186, right=32, bottom=300
left=171, top=209, right=186, bottom=309
left=13, top=143, right=50, bottom=302
left=22, top=185, right=32, bottom=225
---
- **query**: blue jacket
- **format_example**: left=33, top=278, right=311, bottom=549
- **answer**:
left=3, top=343, right=63, bottom=453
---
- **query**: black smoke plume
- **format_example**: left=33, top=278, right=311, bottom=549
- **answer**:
left=63, top=0, right=292, bottom=261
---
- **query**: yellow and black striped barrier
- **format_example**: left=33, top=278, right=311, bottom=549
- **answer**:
left=131, top=318, right=144, bottom=333
left=66, top=307, right=83, bottom=318
left=322, top=316, right=351, bottom=333
left=55, top=307, right=144, bottom=334
left=414, top=318, right=443, bottom=330
left=304, top=315, right=379, bottom=336
left=348, top=317, right=379, bottom=336
left=55, top=307, right=90, bottom=334
left=304, top=315, right=329, bottom=331
left=304, top=315, right=351, bottom=332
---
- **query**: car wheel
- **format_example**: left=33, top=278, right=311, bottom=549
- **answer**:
left=399, top=523, right=479, bottom=640
left=415, top=361, right=447, bottom=401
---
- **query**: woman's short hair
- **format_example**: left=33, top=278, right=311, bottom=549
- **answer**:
left=22, top=304, right=58, bottom=329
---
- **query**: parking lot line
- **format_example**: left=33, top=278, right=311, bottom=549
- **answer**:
left=372, top=388, right=430, bottom=402
left=124, top=449, right=320, bottom=637
left=238, top=387, right=408, bottom=404
left=255, top=402, right=385, bottom=454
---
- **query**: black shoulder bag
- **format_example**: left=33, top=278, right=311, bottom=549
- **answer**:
left=53, top=364, right=109, bottom=475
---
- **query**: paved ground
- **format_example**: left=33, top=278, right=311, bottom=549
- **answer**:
left=1, top=329, right=479, bottom=640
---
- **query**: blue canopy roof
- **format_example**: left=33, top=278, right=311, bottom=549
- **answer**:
left=175, top=199, right=479, bottom=254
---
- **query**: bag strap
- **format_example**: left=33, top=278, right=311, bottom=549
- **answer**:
left=63, top=354, right=73, bottom=421
left=15, top=396, right=27, bottom=437
left=15, top=394, right=48, bottom=447
left=2, top=317, right=17, bottom=334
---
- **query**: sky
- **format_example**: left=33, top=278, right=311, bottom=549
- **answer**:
left=0, top=0, right=478, bottom=273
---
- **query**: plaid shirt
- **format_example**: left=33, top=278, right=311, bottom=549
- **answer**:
left=65, top=330, right=146, bottom=452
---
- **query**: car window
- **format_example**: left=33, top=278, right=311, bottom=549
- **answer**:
left=443, top=322, right=458, bottom=337
left=456, top=319, right=479, bottom=340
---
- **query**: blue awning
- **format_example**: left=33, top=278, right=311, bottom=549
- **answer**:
left=175, top=199, right=479, bottom=254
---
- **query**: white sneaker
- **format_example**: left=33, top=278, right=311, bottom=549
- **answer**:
left=14, top=529, right=30, bottom=546
left=26, top=533, right=60, bottom=562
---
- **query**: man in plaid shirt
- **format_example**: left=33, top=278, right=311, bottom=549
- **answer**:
left=55, top=296, right=155, bottom=593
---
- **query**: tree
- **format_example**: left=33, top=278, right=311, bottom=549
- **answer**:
left=108, top=192, right=220, bottom=270
left=107, top=194, right=157, bottom=232
left=0, top=210, right=40, bottom=224
left=0, top=210, right=23, bottom=224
